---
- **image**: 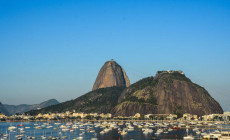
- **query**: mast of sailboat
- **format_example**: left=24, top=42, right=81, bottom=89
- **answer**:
left=8, top=130, right=10, bottom=140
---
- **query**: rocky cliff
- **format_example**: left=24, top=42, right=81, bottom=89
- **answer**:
left=112, top=71, right=223, bottom=116
left=92, top=59, right=130, bottom=91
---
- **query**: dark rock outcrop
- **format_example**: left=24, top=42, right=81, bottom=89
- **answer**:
left=92, top=59, right=130, bottom=91
left=112, top=71, right=223, bottom=116
left=5, top=99, right=59, bottom=115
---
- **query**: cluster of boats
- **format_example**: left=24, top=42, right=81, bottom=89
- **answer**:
left=0, top=120, right=230, bottom=140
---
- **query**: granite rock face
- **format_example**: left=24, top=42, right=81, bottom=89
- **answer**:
left=92, top=59, right=130, bottom=91
left=112, top=71, right=223, bottom=116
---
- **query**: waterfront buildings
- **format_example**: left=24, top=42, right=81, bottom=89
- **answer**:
left=1, top=111, right=230, bottom=121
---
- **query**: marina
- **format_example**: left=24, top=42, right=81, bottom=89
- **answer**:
left=0, top=120, right=230, bottom=140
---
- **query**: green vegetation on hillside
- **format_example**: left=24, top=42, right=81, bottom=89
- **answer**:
left=27, top=86, right=125, bottom=115
left=120, top=77, right=158, bottom=105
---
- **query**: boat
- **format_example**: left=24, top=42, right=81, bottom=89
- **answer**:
left=219, top=131, right=230, bottom=140
left=41, top=135, right=46, bottom=139
left=172, top=126, right=180, bottom=129
left=17, top=124, right=24, bottom=127
left=8, top=126, right=17, bottom=130
left=77, top=136, right=83, bottom=139
left=120, top=129, right=128, bottom=135
left=183, top=135, right=194, bottom=140
left=183, top=128, right=194, bottom=140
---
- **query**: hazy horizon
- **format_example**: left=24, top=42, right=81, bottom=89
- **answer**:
left=1, top=0, right=230, bottom=111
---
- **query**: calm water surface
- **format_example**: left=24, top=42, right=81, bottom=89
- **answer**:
left=0, top=121, right=229, bottom=140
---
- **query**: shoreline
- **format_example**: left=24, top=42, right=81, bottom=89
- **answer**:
left=1, top=119, right=229, bottom=124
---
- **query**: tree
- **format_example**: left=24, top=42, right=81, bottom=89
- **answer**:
left=85, top=115, right=93, bottom=120
left=95, top=116, right=102, bottom=120
left=76, top=116, right=81, bottom=120
left=149, top=115, right=154, bottom=120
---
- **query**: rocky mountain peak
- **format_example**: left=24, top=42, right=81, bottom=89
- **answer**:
left=92, top=60, right=130, bottom=91
left=28, top=68, right=223, bottom=117
left=112, top=70, right=223, bottom=116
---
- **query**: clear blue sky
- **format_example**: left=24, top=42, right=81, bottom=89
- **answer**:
left=0, top=0, right=230, bottom=111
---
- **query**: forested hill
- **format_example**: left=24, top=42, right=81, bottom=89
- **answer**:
left=27, top=86, right=125, bottom=115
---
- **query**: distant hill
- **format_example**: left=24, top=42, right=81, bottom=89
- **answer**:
left=27, top=87, right=125, bottom=115
left=112, top=71, right=223, bottom=116
left=0, top=102, right=10, bottom=116
left=4, top=99, right=59, bottom=115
